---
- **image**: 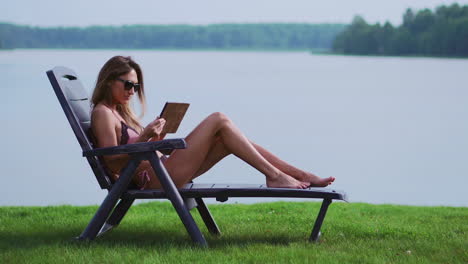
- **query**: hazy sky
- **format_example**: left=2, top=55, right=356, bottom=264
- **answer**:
left=3, top=0, right=468, bottom=27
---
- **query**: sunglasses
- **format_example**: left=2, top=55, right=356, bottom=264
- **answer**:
left=116, top=78, right=141, bottom=92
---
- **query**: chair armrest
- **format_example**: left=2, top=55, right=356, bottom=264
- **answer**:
left=82, top=138, right=186, bottom=157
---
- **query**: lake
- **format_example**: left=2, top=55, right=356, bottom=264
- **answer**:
left=1, top=49, right=467, bottom=207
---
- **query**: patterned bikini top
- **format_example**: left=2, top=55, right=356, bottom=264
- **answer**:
left=120, top=121, right=140, bottom=145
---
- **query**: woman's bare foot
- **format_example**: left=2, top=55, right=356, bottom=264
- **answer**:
left=294, top=172, right=335, bottom=187
left=266, top=171, right=310, bottom=189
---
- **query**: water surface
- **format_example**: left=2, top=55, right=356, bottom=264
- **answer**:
left=1, top=49, right=467, bottom=206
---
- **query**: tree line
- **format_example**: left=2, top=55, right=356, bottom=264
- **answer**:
left=0, top=23, right=345, bottom=50
left=333, top=3, right=468, bottom=57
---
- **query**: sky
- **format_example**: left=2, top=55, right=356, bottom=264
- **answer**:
left=2, top=0, right=468, bottom=27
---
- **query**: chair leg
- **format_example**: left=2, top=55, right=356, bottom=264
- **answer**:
left=106, top=198, right=135, bottom=226
left=78, top=158, right=139, bottom=240
left=309, top=198, right=332, bottom=242
left=147, top=153, right=208, bottom=247
left=96, top=198, right=135, bottom=237
left=184, top=198, right=198, bottom=211
left=195, top=197, right=221, bottom=236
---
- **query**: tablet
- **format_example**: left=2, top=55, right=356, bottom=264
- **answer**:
left=159, top=102, right=190, bottom=133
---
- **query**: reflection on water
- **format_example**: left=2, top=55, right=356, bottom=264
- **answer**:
left=1, top=50, right=467, bottom=206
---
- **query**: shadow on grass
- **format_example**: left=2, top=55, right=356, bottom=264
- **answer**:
left=2, top=212, right=425, bottom=251
left=1, top=226, right=318, bottom=251
left=2, top=222, right=428, bottom=253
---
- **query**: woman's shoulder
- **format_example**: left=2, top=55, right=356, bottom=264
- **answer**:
left=91, top=104, right=117, bottom=124
left=92, top=103, right=111, bottom=114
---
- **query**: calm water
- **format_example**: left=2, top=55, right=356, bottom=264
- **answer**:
left=1, top=49, right=467, bottom=206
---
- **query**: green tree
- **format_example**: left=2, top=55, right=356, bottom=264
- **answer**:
left=333, top=4, right=468, bottom=57
left=0, top=23, right=346, bottom=50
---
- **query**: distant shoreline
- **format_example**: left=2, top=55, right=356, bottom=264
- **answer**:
left=2, top=47, right=468, bottom=60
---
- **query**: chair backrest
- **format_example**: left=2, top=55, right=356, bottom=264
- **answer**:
left=47, top=66, right=112, bottom=190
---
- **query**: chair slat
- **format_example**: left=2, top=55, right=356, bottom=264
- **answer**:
left=70, top=100, right=91, bottom=124
left=63, top=82, right=89, bottom=100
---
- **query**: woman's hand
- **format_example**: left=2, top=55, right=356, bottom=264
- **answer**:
left=141, top=117, right=166, bottom=141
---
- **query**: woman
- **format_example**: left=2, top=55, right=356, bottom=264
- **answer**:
left=91, top=56, right=335, bottom=189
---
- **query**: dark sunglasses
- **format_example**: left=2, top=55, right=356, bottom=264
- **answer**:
left=116, top=78, right=141, bottom=92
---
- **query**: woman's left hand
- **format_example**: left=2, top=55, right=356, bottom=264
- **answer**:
left=142, top=117, right=166, bottom=141
left=153, top=117, right=165, bottom=136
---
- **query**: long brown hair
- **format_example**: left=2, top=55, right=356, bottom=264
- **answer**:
left=91, top=56, right=146, bottom=132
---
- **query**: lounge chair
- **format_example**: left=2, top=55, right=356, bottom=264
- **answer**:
left=46, top=66, right=348, bottom=247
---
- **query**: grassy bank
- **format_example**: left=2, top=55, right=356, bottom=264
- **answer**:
left=1, top=202, right=466, bottom=263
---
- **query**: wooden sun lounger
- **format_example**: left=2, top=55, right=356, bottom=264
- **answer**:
left=46, top=66, right=348, bottom=247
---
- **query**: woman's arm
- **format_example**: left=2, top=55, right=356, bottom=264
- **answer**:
left=92, top=107, right=166, bottom=166
left=91, top=106, right=131, bottom=165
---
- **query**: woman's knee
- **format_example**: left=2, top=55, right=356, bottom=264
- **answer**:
left=208, top=112, right=231, bottom=127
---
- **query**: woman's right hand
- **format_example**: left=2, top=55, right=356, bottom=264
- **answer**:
left=141, top=117, right=166, bottom=141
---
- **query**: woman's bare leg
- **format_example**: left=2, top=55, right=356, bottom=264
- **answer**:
left=191, top=138, right=335, bottom=187
left=250, top=142, right=335, bottom=187
left=143, top=126, right=229, bottom=189
left=159, top=112, right=309, bottom=189
left=192, top=136, right=230, bottom=178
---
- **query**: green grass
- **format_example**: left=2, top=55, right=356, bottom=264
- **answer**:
left=1, top=202, right=467, bottom=263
